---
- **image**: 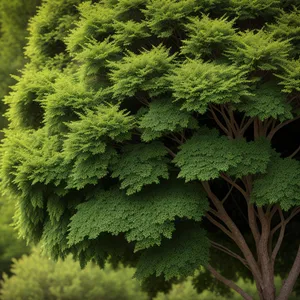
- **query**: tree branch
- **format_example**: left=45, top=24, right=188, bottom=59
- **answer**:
left=288, top=145, right=300, bottom=159
left=271, top=207, right=286, bottom=265
left=222, top=184, right=235, bottom=203
left=220, top=173, right=248, bottom=198
left=164, top=146, right=176, bottom=158
left=267, top=116, right=300, bottom=140
left=271, top=207, right=300, bottom=238
left=206, top=264, right=253, bottom=300
left=276, top=245, right=300, bottom=300
left=210, top=240, right=249, bottom=269
left=202, top=181, right=263, bottom=285
left=206, top=212, right=233, bottom=239
left=209, top=105, right=230, bottom=135
left=240, top=117, right=254, bottom=135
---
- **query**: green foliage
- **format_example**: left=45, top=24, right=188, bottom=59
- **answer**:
left=0, top=199, right=30, bottom=278
left=0, top=249, right=148, bottom=300
left=139, top=99, right=197, bottom=141
left=113, top=20, right=150, bottom=46
left=135, top=228, right=209, bottom=280
left=174, top=129, right=271, bottom=181
left=66, top=2, right=115, bottom=54
left=182, top=15, right=236, bottom=58
left=68, top=182, right=208, bottom=252
left=169, top=60, right=251, bottom=114
left=74, top=38, right=121, bottom=88
left=5, top=67, right=57, bottom=129
left=25, top=0, right=82, bottom=67
left=1, top=0, right=299, bottom=295
left=109, top=45, right=175, bottom=99
left=226, top=30, right=292, bottom=72
left=155, top=276, right=299, bottom=300
left=226, top=0, right=281, bottom=20
left=64, top=106, right=135, bottom=189
left=144, top=0, right=199, bottom=38
left=111, top=142, right=169, bottom=194
left=154, top=279, right=203, bottom=300
left=0, top=0, right=40, bottom=101
left=236, top=81, right=293, bottom=121
left=277, top=59, right=300, bottom=93
left=252, top=157, right=300, bottom=210
left=268, top=8, right=300, bottom=54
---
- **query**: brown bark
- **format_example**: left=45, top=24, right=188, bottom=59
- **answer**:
left=276, top=245, right=300, bottom=300
left=257, top=207, right=276, bottom=300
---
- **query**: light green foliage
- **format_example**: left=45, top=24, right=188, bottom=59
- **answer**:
left=252, top=157, right=300, bottom=210
left=113, top=0, right=147, bottom=20
left=170, top=60, right=250, bottom=113
left=0, top=0, right=40, bottom=103
left=154, top=279, right=203, bottom=300
left=69, top=182, right=208, bottom=252
left=182, top=15, right=236, bottom=58
left=226, top=30, right=292, bottom=71
left=268, top=8, right=300, bottom=54
left=1, top=0, right=299, bottom=292
left=144, top=0, right=198, bottom=38
left=64, top=106, right=134, bottom=189
left=42, top=74, right=95, bottom=134
left=236, top=81, right=293, bottom=121
left=155, top=276, right=294, bottom=300
left=26, top=0, right=81, bottom=67
left=226, top=0, right=281, bottom=20
left=277, top=59, right=300, bottom=93
left=75, top=38, right=121, bottom=84
left=0, top=249, right=148, bottom=300
left=5, top=67, right=57, bottom=129
left=113, top=20, right=150, bottom=46
left=111, top=142, right=169, bottom=194
left=109, top=45, right=175, bottom=99
left=139, top=99, right=197, bottom=141
left=174, top=129, right=271, bottom=181
left=66, top=2, right=115, bottom=54
left=0, top=199, right=30, bottom=278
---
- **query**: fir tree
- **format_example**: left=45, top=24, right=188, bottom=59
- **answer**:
left=1, top=1, right=300, bottom=300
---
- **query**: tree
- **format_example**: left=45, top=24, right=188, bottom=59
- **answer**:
left=0, top=249, right=148, bottom=300
left=0, top=199, right=30, bottom=278
left=1, top=0, right=300, bottom=300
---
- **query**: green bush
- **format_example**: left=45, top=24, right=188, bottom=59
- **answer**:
left=154, top=276, right=299, bottom=300
left=0, top=199, right=30, bottom=278
left=0, top=249, right=148, bottom=300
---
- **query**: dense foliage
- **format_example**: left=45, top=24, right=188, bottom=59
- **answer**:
left=1, top=0, right=299, bottom=299
left=0, top=249, right=148, bottom=300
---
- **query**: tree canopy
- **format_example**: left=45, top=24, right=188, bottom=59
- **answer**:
left=1, top=1, right=300, bottom=300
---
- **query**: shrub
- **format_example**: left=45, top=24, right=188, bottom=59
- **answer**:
left=0, top=249, right=148, bottom=300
